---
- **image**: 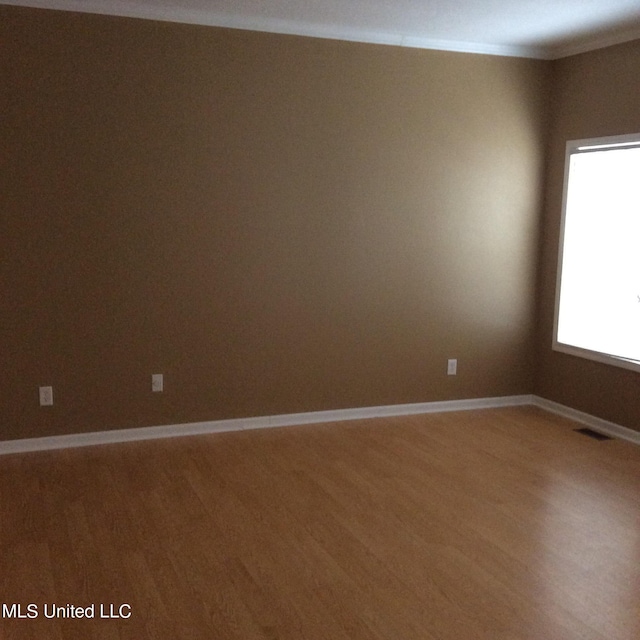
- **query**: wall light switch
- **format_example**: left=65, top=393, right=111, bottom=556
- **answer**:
left=152, top=374, right=163, bottom=393
left=39, top=386, right=54, bottom=406
left=447, top=359, right=457, bottom=376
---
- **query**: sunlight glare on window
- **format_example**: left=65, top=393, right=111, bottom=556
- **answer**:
left=556, top=144, right=640, bottom=364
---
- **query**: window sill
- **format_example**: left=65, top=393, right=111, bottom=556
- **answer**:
left=552, top=342, right=640, bottom=374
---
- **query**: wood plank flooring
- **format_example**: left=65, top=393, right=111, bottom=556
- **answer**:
left=1, top=406, right=639, bottom=640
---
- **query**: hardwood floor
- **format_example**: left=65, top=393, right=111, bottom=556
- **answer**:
left=1, top=406, right=639, bottom=640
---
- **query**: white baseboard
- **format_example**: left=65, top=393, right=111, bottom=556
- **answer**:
left=531, top=396, right=640, bottom=446
left=3, top=394, right=637, bottom=456
left=0, top=394, right=533, bottom=456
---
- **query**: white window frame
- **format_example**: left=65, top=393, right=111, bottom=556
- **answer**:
left=553, top=132, right=640, bottom=374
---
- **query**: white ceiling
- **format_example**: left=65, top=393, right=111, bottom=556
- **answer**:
left=3, top=0, right=640, bottom=59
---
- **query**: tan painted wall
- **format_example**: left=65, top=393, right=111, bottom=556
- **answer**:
left=1, top=7, right=547, bottom=440
left=536, top=40, right=640, bottom=433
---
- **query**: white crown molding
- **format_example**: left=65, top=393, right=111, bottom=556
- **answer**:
left=0, top=0, right=548, bottom=59
left=531, top=396, right=640, bottom=445
left=6, top=0, right=640, bottom=59
left=395, top=35, right=546, bottom=59
left=548, top=24, right=640, bottom=59
left=0, top=395, right=533, bottom=455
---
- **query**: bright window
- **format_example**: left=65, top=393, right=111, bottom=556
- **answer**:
left=554, top=133, right=640, bottom=372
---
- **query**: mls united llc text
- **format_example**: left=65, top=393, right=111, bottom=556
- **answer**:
left=2, top=603, right=131, bottom=619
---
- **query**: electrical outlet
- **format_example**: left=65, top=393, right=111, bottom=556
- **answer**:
left=151, top=374, right=163, bottom=393
left=447, top=359, right=457, bottom=376
left=39, top=386, right=54, bottom=406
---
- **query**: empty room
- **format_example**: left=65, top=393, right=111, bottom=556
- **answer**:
left=1, top=1, right=639, bottom=638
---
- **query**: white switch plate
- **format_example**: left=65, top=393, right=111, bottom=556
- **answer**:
left=152, top=374, right=163, bottom=392
left=447, top=359, right=457, bottom=376
left=39, top=386, right=54, bottom=406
